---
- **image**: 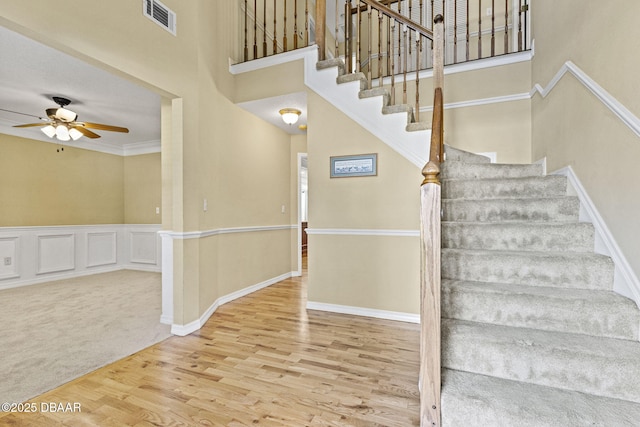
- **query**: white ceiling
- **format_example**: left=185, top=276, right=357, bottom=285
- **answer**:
left=0, top=25, right=162, bottom=156
left=0, top=24, right=306, bottom=156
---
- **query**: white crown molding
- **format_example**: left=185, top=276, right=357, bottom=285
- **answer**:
left=170, top=271, right=294, bottom=336
left=305, top=228, right=419, bottom=237
left=531, top=61, right=640, bottom=138
left=552, top=166, right=640, bottom=309
left=123, top=140, right=161, bottom=155
left=306, top=301, right=419, bottom=324
left=158, top=224, right=296, bottom=240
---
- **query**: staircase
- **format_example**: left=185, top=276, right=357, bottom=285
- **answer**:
left=440, top=146, right=640, bottom=426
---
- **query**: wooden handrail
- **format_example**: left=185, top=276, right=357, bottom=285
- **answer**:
left=350, top=0, right=434, bottom=40
left=420, top=14, right=444, bottom=427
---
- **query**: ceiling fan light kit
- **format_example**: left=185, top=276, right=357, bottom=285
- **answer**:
left=12, top=96, right=129, bottom=143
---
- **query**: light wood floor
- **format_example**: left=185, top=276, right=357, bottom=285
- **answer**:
left=1, top=259, right=420, bottom=426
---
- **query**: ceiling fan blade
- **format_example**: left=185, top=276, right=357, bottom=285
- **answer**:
left=70, top=125, right=101, bottom=139
left=13, top=122, right=49, bottom=128
left=79, top=122, right=129, bottom=133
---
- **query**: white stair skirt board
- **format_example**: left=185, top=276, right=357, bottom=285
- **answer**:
left=306, top=301, right=420, bottom=324
left=171, top=271, right=295, bottom=336
left=551, top=165, right=640, bottom=308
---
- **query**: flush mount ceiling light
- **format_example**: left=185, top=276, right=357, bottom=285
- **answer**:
left=279, top=108, right=301, bottom=125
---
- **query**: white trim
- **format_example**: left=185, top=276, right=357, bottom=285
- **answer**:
left=160, top=224, right=296, bottom=240
left=123, top=140, right=161, bottom=155
left=305, top=228, right=419, bottom=237
left=171, top=271, right=294, bottom=336
left=306, top=301, right=419, bottom=324
left=531, top=61, right=640, bottom=138
left=420, top=92, right=531, bottom=114
left=0, top=224, right=161, bottom=290
left=229, top=46, right=317, bottom=74
left=551, top=166, right=640, bottom=308
left=296, top=153, right=307, bottom=277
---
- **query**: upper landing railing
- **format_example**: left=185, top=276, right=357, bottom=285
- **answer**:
left=239, top=0, right=530, bottom=67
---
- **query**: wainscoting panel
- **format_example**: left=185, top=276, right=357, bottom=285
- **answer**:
left=129, top=231, right=158, bottom=265
left=86, top=232, right=118, bottom=268
left=37, top=234, right=75, bottom=275
left=0, top=236, right=19, bottom=280
left=0, top=224, right=161, bottom=290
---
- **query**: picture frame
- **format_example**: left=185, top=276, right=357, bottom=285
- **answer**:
left=330, top=153, right=378, bottom=178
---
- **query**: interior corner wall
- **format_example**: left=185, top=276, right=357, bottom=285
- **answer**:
left=306, top=90, right=420, bottom=315
left=124, top=153, right=162, bottom=224
left=531, top=1, right=640, bottom=281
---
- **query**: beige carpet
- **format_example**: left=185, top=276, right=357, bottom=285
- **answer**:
left=0, top=270, right=171, bottom=403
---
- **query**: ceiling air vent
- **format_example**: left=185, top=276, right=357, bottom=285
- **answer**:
left=143, top=0, right=176, bottom=35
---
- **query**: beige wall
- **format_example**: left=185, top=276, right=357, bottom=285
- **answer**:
left=306, top=90, right=421, bottom=313
left=124, top=153, right=162, bottom=224
left=531, top=2, right=640, bottom=281
left=0, top=134, right=124, bottom=226
left=0, top=0, right=295, bottom=327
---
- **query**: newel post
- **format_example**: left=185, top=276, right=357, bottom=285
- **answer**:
left=420, top=13, right=444, bottom=427
left=316, top=0, right=326, bottom=60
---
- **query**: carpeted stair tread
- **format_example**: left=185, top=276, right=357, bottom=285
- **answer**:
left=442, top=279, right=640, bottom=339
left=442, top=161, right=543, bottom=180
left=444, top=146, right=491, bottom=163
left=406, top=121, right=430, bottom=132
left=441, top=369, right=640, bottom=427
left=442, top=249, right=614, bottom=289
left=442, top=319, right=640, bottom=402
left=442, top=197, right=580, bottom=222
left=442, top=175, right=568, bottom=199
left=336, top=72, right=368, bottom=89
left=316, top=58, right=345, bottom=74
left=442, top=221, right=595, bottom=252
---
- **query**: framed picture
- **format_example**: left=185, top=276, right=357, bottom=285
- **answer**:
left=330, top=153, right=378, bottom=178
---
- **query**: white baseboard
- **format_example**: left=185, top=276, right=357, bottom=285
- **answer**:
left=552, top=166, right=640, bottom=308
left=306, top=301, right=420, bottom=324
left=170, top=271, right=295, bottom=336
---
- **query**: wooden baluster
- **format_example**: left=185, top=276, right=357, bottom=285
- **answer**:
left=367, top=3, right=372, bottom=87
left=284, top=0, right=288, bottom=52
left=356, top=0, right=361, bottom=72
left=517, top=0, right=522, bottom=51
left=420, top=0, right=425, bottom=68
left=466, top=0, right=470, bottom=61
left=263, top=0, right=268, bottom=56
left=345, top=0, right=351, bottom=73
left=305, top=0, right=309, bottom=46
left=273, top=0, right=278, bottom=54
left=294, top=0, right=298, bottom=49
left=490, top=0, right=495, bottom=56
left=378, top=10, right=383, bottom=85
left=415, top=31, right=420, bottom=122
left=244, top=0, right=249, bottom=61
left=316, top=0, right=326, bottom=60
left=453, top=0, right=457, bottom=63
left=398, top=0, right=403, bottom=74
left=386, top=15, right=391, bottom=77
left=478, top=0, right=482, bottom=58
left=335, top=0, right=339, bottom=58
left=409, top=0, right=413, bottom=56
left=504, top=0, right=508, bottom=53
left=391, top=20, right=396, bottom=104
left=403, top=24, right=408, bottom=104
left=254, top=0, right=258, bottom=58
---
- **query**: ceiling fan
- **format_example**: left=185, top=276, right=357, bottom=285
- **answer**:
left=13, top=96, right=129, bottom=141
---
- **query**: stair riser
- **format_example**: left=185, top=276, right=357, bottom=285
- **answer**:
left=443, top=321, right=640, bottom=403
left=442, top=283, right=639, bottom=340
left=442, top=222, right=595, bottom=252
left=444, top=147, right=491, bottom=164
left=441, top=162, right=543, bottom=180
left=443, top=198, right=580, bottom=222
left=442, top=176, right=567, bottom=199
left=442, top=250, right=614, bottom=290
